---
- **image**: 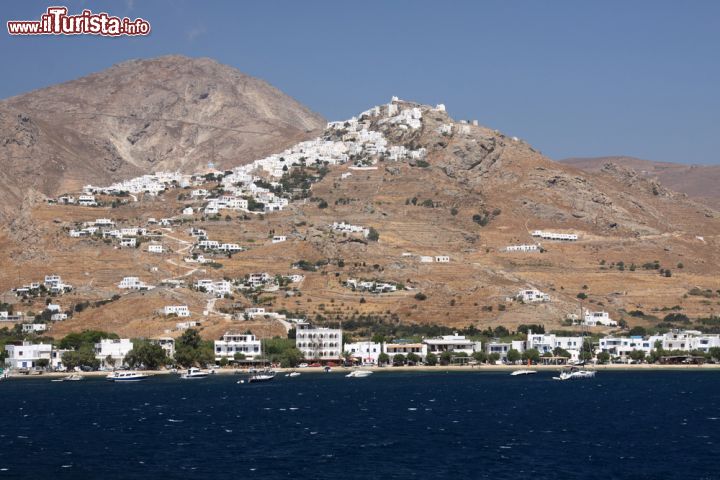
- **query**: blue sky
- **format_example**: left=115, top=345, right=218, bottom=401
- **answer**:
left=2, top=1, right=719, bottom=164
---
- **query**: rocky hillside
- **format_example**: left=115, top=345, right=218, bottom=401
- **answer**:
left=0, top=55, right=325, bottom=220
left=1, top=98, right=718, bottom=342
left=562, top=156, right=720, bottom=210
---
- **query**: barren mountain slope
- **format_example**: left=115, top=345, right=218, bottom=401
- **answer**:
left=0, top=55, right=325, bottom=219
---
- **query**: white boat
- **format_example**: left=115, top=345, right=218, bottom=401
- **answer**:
left=285, top=372, right=301, bottom=377
left=553, top=366, right=596, bottom=381
left=106, top=371, right=149, bottom=382
left=53, top=374, right=84, bottom=382
left=510, top=370, right=538, bottom=376
left=246, top=370, right=276, bottom=383
left=346, top=370, right=373, bottom=378
left=180, top=367, right=209, bottom=379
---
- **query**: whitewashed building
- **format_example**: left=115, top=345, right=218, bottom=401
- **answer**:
left=118, top=277, right=154, bottom=290
left=583, top=311, right=618, bottom=327
left=163, top=305, right=190, bottom=317
left=214, top=332, right=262, bottom=361
left=95, top=339, right=134, bottom=367
left=4, top=342, right=53, bottom=369
left=423, top=335, right=482, bottom=356
left=344, top=341, right=382, bottom=364
left=516, top=289, right=550, bottom=303
left=295, top=322, right=343, bottom=361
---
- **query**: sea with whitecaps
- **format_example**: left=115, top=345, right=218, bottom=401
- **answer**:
left=0, top=371, right=718, bottom=479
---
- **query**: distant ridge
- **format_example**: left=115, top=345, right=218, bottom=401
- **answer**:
left=561, top=156, right=720, bottom=210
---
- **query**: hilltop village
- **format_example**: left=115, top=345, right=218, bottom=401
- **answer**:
left=1, top=97, right=720, bottom=372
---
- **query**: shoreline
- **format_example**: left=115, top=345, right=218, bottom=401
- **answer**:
left=5, top=363, right=720, bottom=379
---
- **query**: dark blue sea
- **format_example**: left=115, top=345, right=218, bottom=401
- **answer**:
left=0, top=371, right=718, bottom=479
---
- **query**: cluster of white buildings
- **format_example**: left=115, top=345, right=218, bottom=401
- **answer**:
left=84, top=172, right=192, bottom=196
left=68, top=220, right=156, bottom=250
left=531, top=230, right=579, bottom=241
left=203, top=195, right=250, bottom=215
left=12, top=275, right=73, bottom=297
left=346, top=334, right=483, bottom=364
left=193, top=279, right=233, bottom=297
left=344, top=279, right=398, bottom=294
left=196, top=239, right=243, bottom=253
left=598, top=330, right=720, bottom=360
left=330, top=221, right=370, bottom=237
left=3, top=337, right=152, bottom=370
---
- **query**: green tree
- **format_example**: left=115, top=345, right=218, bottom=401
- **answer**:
left=471, top=351, right=488, bottom=364
left=521, top=348, right=540, bottom=364
left=393, top=354, right=406, bottom=366
left=279, top=348, right=303, bottom=368
left=367, top=227, right=380, bottom=242
left=709, top=347, right=720, bottom=362
left=439, top=351, right=453, bottom=365
left=62, top=347, right=100, bottom=370
left=58, top=330, right=119, bottom=350
left=233, top=352, right=247, bottom=362
left=175, top=329, right=214, bottom=367
left=597, top=351, right=611, bottom=364
left=406, top=352, right=420, bottom=365
left=425, top=352, right=438, bottom=366
left=506, top=349, right=521, bottom=364
left=35, top=358, right=49, bottom=369
left=553, top=347, right=571, bottom=358
left=377, top=352, right=390, bottom=366
left=628, top=350, right=646, bottom=363
left=124, top=342, right=167, bottom=370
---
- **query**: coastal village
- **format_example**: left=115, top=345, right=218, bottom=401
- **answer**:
left=2, top=97, right=720, bottom=376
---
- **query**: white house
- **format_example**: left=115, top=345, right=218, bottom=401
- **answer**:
left=148, top=244, right=164, bottom=254
left=214, top=332, right=262, bottom=361
left=423, top=334, right=481, bottom=356
left=435, top=256, right=450, bottom=263
left=182, top=207, right=194, bottom=215
left=504, top=244, right=539, bottom=253
left=120, top=237, right=137, bottom=248
left=597, top=336, right=661, bottom=359
left=271, top=235, right=287, bottom=243
left=22, top=323, right=47, bottom=333
left=384, top=343, right=427, bottom=363
left=344, top=341, right=382, bottom=365
left=4, top=342, right=53, bottom=369
left=176, top=321, right=200, bottom=330
left=526, top=331, right=583, bottom=360
left=118, top=277, right=154, bottom=290
left=531, top=230, right=578, bottom=241
left=516, top=289, right=550, bottom=303
left=583, top=311, right=617, bottom=327
left=419, top=256, right=434, bottom=263
left=95, top=338, right=134, bottom=367
left=163, top=305, right=190, bottom=317
left=295, top=322, right=343, bottom=361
